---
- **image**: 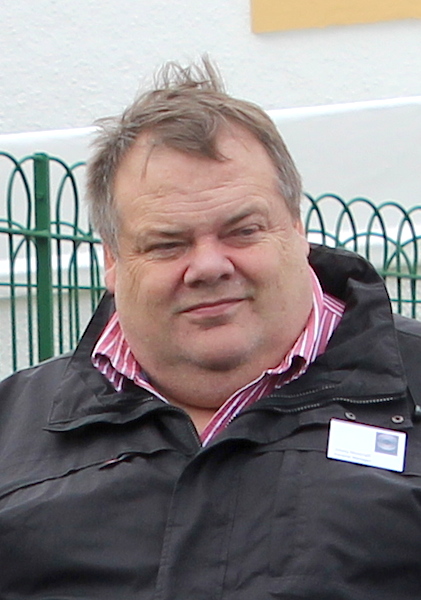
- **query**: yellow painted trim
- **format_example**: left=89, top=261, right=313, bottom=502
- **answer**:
left=251, top=0, right=421, bottom=33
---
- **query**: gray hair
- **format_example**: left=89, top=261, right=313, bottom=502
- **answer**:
left=86, top=57, right=302, bottom=252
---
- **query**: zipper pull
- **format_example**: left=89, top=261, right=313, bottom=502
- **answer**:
left=99, top=453, right=134, bottom=469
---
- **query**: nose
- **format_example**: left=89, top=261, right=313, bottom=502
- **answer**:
left=183, top=238, right=235, bottom=287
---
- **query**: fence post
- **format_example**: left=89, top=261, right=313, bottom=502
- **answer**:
left=34, top=153, right=54, bottom=362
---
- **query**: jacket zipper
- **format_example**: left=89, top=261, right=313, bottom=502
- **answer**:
left=243, top=393, right=407, bottom=418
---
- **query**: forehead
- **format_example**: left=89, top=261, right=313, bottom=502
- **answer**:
left=113, top=125, right=279, bottom=206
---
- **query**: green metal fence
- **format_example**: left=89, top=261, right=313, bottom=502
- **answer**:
left=303, top=193, right=421, bottom=318
left=1, top=151, right=421, bottom=377
left=0, top=151, right=103, bottom=378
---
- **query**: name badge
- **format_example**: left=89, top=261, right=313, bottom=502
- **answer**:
left=327, top=418, right=407, bottom=472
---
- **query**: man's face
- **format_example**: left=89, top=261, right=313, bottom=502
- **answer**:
left=105, top=126, right=313, bottom=383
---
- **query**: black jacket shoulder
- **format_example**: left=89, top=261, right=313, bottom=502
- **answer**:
left=393, top=313, right=421, bottom=410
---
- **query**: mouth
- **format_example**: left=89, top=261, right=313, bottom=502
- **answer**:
left=180, top=298, right=245, bottom=318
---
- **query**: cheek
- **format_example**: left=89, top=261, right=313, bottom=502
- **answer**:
left=115, top=259, right=181, bottom=310
left=250, top=238, right=309, bottom=293
left=246, top=240, right=290, bottom=276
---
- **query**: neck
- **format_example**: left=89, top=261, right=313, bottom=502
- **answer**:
left=147, top=360, right=268, bottom=433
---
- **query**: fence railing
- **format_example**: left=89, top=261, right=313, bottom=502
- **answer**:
left=0, top=151, right=103, bottom=378
left=1, top=151, right=421, bottom=378
left=303, top=193, right=421, bottom=319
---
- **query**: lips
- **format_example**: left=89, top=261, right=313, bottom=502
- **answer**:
left=180, top=298, right=245, bottom=317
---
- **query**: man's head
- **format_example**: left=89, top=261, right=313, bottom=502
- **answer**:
left=86, top=59, right=313, bottom=407
left=87, top=58, right=302, bottom=254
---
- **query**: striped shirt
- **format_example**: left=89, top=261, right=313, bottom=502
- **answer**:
left=92, top=268, right=345, bottom=445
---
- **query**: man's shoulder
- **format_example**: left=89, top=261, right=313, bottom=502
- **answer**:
left=0, top=294, right=113, bottom=398
left=392, top=315, right=421, bottom=407
left=0, top=352, right=71, bottom=387
left=0, top=353, right=72, bottom=419
left=393, top=313, right=421, bottom=342
left=393, top=314, right=421, bottom=372
left=0, top=353, right=74, bottom=454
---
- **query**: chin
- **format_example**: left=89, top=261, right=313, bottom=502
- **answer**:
left=190, top=348, right=250, bottom=372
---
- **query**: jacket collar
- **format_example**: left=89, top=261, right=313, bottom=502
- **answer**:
left=47, top=293, right=166, bottom=431
left=265, top=245, right=408, bottom=403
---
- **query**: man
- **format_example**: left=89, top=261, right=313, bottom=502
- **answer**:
left=1, top=59, right=421, bottom=600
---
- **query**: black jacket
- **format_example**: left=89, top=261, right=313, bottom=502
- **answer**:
left=2, top=245, right=421, bottom=600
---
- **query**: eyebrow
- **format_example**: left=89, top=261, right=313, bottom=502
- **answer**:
left=141, top=227, right=189, bottom=239
left=223, top=205, right=267, bottom=228
left=225, top=207, right=259, bottom=227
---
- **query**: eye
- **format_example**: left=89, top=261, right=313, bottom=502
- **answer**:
left=144, top=241, right=187, bottom=259
left=226, top=224, right=263, bottom=245
left=235, top=225, right=260, bottom=237
left=149, top=242, right=182, bottom=250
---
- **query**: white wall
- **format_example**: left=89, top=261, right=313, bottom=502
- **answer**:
left=2, top=0, right=421, bottom=134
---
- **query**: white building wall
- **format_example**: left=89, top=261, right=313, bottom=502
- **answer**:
left=1, top=0, right=421, bottom=134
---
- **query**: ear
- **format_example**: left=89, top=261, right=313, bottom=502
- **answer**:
left=294, top=218, right=310, bottom=257
left=103, top=244, right=117, bottom=294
